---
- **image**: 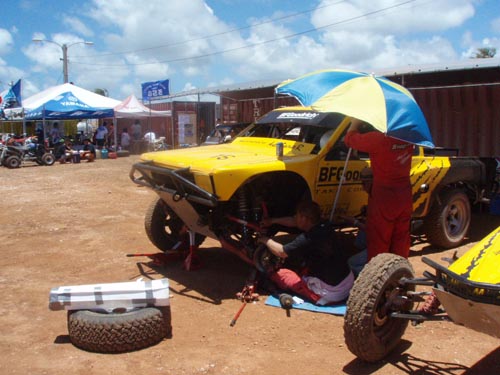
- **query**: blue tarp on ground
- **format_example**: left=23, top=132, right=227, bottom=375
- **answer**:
left=265, top=295, right=346, bottom=315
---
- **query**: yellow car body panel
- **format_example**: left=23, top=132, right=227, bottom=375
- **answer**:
left=139, top=112, right=455, bottom=219
left=448, top=226, right=500, bottom=284
left=141, top=137, right=316, bottom=200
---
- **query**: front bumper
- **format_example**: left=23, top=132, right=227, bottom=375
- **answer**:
left=130, top=161, right=218, bottom=207
left=130, top=161, right=218, bottom=239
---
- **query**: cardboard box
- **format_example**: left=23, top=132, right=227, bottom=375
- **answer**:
left=49, top=278, right=170, bottom=312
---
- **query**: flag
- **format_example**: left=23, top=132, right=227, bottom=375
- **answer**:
left=1, top=79, right=22, bottom=109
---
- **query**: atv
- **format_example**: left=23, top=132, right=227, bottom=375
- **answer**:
left=0, top=139, right=55, bottom=168
left=343, top=225, right=500, bottom=362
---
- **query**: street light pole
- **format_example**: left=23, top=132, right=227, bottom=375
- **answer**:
left=32, top=38, right=94, bottom=83
left=62, top=44, right=69, bottom=84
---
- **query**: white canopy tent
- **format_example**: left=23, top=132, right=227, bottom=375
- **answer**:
left=113, top=94, right=171, bottom=150
left=114, top=94, right=171, bottom=118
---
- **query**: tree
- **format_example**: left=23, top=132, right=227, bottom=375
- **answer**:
left=94, top=88, right=109, bottom=97
left=473, top=47, right=496, bottom=58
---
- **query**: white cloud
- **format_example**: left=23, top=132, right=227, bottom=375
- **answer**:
left=9, top=0, right=496, bottom=99
left=63, top=16, right=95, bottom=38
left=311, top=0, right=475, bottom=34
left=24, top=31, right=103, bottom=90
left=195, top=0, right=479, bottom=86
left=0, top=29, right=14, bottom=55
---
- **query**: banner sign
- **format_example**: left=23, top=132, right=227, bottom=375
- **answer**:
left=141, top=79, right=170, bottom=101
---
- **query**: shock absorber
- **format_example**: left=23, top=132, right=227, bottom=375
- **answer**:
left=237, top=188, right=252, bottom=246
left=252, top=195, right=264, bottom=225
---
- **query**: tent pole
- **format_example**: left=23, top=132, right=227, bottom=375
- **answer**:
left=113, top=117, right=117, bottom=151
left=42, top=105, right=46, bottom=147
left=171, top=102, right=175, bottom=149
left=148, top=99, right=152, bottom=149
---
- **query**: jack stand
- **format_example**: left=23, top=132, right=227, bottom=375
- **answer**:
left=183, top=230, right=202, bottom=271
left=126, top=241, right=186, bottom=267
left=230, top=270, right=260, bottom=327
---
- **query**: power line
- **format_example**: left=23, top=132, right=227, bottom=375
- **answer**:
left=74, top=0, right=347, bottom=59
left=72, top=0, right=418, bottom=68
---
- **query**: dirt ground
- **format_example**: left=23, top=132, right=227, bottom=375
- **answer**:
left=1, top=155, right=499, bottom=375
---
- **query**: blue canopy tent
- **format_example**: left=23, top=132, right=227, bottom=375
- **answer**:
left=25, top=91, right=115, bottom=120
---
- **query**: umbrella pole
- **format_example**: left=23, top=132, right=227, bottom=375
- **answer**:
left=329, top=147, right=352, bottom=222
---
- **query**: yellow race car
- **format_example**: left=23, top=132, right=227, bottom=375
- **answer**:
left=130, top=107, right=496, bottom=272
left=344, top=226, right=500, bottom=362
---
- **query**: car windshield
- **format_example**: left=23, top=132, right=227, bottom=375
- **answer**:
left=239, top=111, right=345, bottom=153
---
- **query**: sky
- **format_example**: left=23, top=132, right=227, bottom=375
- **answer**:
left=1, top=0, right=499, bottom=101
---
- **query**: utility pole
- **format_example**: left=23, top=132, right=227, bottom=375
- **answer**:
left=32, top=39, right=93, bottom=83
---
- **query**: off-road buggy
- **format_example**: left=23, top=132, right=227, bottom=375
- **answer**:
left=344, top=225, right=500, bottom=362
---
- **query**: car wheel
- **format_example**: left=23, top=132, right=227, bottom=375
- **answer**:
left=344, top=253, right=415, bottom=362
left=145, top=197, right=205, bottom=252
left=424, top=189, right=471, bottom=248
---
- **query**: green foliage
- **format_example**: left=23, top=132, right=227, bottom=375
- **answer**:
left=94, top=88, right=109, bottom=96
left=473, top=47, right=496, bottom=58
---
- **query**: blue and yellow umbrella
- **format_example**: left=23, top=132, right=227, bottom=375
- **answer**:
left=276, top=69, right=435, bottom=148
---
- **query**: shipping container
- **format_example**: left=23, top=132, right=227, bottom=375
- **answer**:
left=217, top=63, right=500, bottom=157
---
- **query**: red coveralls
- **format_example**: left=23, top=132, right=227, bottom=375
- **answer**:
left=344, top=130, right=413, bottom=260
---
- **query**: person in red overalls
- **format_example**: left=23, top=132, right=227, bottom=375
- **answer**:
left=344, top=118, right=414, bottom=260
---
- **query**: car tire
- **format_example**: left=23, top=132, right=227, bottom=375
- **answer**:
left=117, top=150, right=130, bottom=157
left=67, top=306, right=171, bottom=353
left=344, top=253, right=414, bottom=362
left=145, top=197, right=205, bottom=252
left=424, top=189, right=471, bottom=249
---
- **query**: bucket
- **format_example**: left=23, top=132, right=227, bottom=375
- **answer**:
left=72, top=152, right=81, bottom=164
left=95, top=149, right=102, bottom=159
left=490, top=194, right=500, bottom=216
left=108, top=151, right=117, bottom=159
left=101, top=148, right=109, bottom=159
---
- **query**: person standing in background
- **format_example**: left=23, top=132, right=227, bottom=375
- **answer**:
left=95, top=122, right=108, bottom=150
left=120, top=128, right=131, bottom=150
left=106, top=122, right=114, bottom=149
left=344, top=118, right=414, bottom=261
left=131, top=119, right=142, bottom=141
left=49, top=122, right=62, bottom=146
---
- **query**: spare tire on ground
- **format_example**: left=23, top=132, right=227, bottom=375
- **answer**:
left=67, top=306, right=172, bottom=353
left=116, top=150, right=130, bottom=157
